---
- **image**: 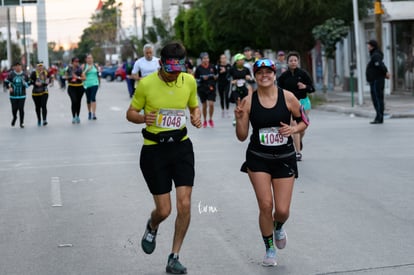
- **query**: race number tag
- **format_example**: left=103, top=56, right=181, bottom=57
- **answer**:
left=156, top=109, right=186, bottom=129
left=259, top=127, right=288, bottom=146
left=236, top=79, right=246, bottom=87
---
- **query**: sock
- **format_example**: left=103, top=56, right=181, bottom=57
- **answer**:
left=274, top=221, right=284, bottom=231
left=262, top=234, right=274, bottom=249
left=169, top=253, right=179, bottom=260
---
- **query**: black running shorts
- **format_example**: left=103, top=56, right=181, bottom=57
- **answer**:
left=197, top=87, right=216, bottom=103
left=241, top=149, right=298, bottom=179
left=140, top=139, right=195, bottom=195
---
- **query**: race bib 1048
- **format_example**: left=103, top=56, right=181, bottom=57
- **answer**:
left=156, top=109, right=186, bottom=129
left=259, top=127, right=288, bottom=146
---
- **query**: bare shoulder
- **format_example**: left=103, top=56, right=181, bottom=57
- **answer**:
left=282, top=89, right=300, bottom=110
left=283, top=89, right=295, bottom=101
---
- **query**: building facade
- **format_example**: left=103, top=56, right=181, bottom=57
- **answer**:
left=334, top=0, right=414, bottom=95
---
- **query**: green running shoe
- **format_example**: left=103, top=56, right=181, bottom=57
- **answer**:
left=166, top=254, right=187, bottom=274
left=141, top=219, right=157, bottom=254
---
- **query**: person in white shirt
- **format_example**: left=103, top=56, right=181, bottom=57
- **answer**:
left=132, top=44, right=160, bottom=82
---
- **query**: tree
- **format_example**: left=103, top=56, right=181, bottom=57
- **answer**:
left=312, top=18, right=349, bottom=59
left=48, top=42, right=65, bottom=65
left=74, top=0, right=120, bottom=64
left=174, top=6, right=213, bottom=58
left=175, top=0, right=371, bottom=68
left=0, top=40, right=22, bottom=68
left=312, top=18, right=349, bottom=91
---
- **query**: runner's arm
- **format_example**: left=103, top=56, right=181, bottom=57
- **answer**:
left=284, top=91, right=308, bottom=134
left=189, top=106, right=202, bottom=128
left=235, top=95, right=251, bottom=141
left=126, top=105, right=156, bottom=126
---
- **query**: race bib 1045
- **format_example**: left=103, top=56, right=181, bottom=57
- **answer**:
left=156, top=109, right=186, bottom=129
left=259, top=127, right=288, bottom=146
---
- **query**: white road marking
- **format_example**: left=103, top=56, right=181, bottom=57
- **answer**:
left=110, top=106, right=122, bottom=111
left=51, top=177, right=62, bottom=207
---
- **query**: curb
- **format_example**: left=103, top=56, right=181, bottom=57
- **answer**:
left=315, top=104, right=414, bottom=119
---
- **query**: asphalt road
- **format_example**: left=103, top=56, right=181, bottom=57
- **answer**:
left=0, top=81, right=413, bottom=275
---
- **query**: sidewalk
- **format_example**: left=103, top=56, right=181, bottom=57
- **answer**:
left=314, top=90, right=414, bottom=119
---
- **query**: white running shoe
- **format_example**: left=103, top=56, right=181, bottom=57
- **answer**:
left=262, top=248, right=277, bottom=266
left=274, top=228, right=287, bottom=249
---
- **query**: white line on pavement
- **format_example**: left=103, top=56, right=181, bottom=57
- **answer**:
left=51, top=177, right=63, bottom=207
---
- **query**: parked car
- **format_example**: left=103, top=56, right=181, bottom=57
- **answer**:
left=100, top=66, right=118, bottom=82
left=115, top=66, right=126, bottom=81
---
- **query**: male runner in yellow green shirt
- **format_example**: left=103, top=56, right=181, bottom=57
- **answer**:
left=126, top=41, right=201, bottom=274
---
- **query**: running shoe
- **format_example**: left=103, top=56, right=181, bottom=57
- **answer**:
left=37, top=120, right=41, bottom=127
left=88, top=112, right=92, bottom=120
left=296, top=152, right=302, bottom=161
left=92, top=115, right=97, bottom=120
left=208, top=119, right=214, bottom=128
left=202, top=121, right=207, bottom=128
left=43, top=121, right=48, bottom=126
left=262, top=248, right=277, bottom=266
left=20, top=124, right=24, bottom=129
left=76, top=116, right=81, bottom=124
left=141, top=219, right=157, bottom=254
left=11, top=117, right=16, bottom=127
left=72, top=117, right=77, bottom=124
left=274, top=228, right=287, bottom=249
left=166, top=254, right=187, bottom=274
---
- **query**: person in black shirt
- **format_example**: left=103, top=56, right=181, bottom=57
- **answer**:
left=30, top=62, right=50, bottom=126
left=216, top=54, right=231, bottom=117
left=6, top=62, right=29, bottom=128
left=277, top=51, right=314, bottom=161
left=195, top=52, right=218, bottom=128
left=235, top=59, right=308, bottom=267
left=229, top=54, right=252, bottom=102
left=229, top=53, right=253, bottom=126
left=365, top=39, right=390, bottom=124
left=123, top=57, right=136, bottom=98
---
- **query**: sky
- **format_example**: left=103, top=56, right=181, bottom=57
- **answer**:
left=19, top=0, right=138, bottom=49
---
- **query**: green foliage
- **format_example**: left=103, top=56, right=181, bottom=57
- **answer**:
left=75, top=0, right=120, bottom=64
left=174, top=6, right=213, bottom=57
left=0, top=40, right=22, bottom=68
left=312, top=18, right=349, bottom=59
left=174, top=0, right=372, bottom=63
left=48, top=42, right=65, bottom=64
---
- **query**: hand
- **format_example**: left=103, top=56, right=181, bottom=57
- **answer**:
left=9, top=87, right=13, bottom=94
left=190, top=108, right=202, bottom=128
left=144, top=112, right=157, bottom=126
left=278, top=122, right=295, bottom=137
left=297, top=82, right=306, bottom=89
left=385, top=72, right=391, bottom=79
left=203, top=75, right=209, bottom=80
left=234, top=97, right=246, bottom=120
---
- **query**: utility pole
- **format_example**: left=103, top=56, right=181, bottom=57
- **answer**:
left=6, top=7, right=12, bottom=68
left=133, top=0, right=139, bottom=38
left=37, top=0, right=48, bottom=68
left=22, top=6, right=28, bottom=69
left=116, top=5, right=122, bottom=65
left=352, top=0, right=364, bottom=105
left=375, top=0, right=384, bottom=50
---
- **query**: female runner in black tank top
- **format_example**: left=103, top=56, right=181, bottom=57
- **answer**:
left=234, top=59, right=308, bottom=267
